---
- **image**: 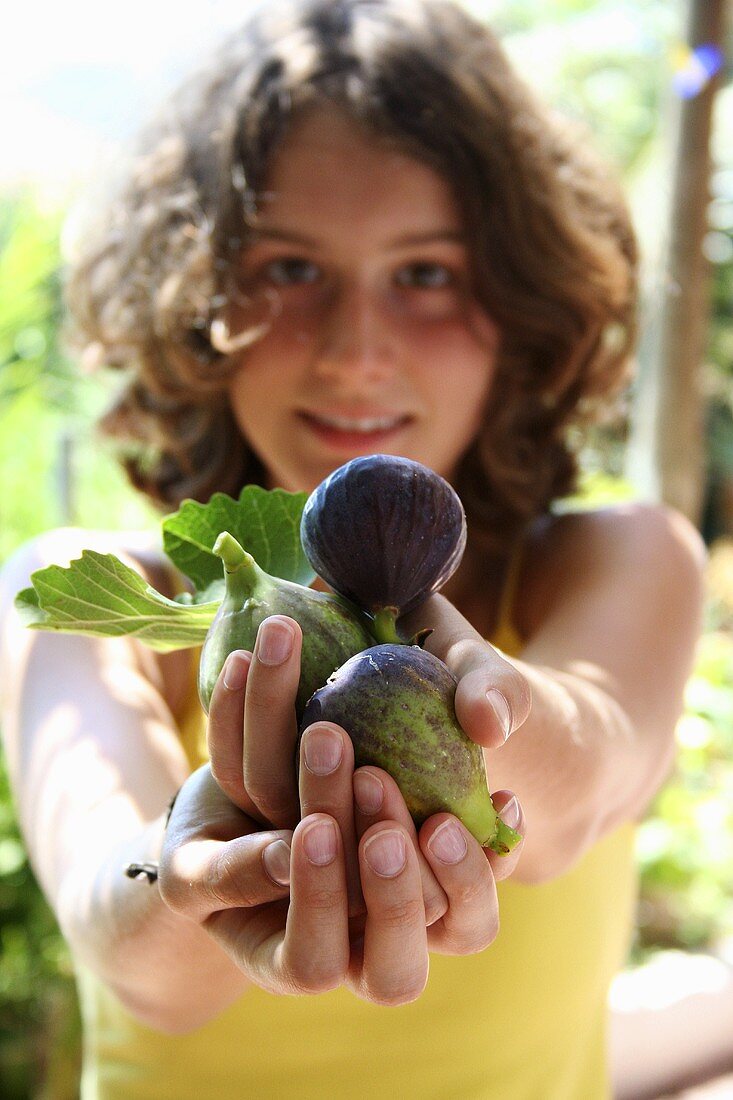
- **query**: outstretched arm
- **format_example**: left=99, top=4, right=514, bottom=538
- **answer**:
left=403, top=503, right=706, bottom=883
left=0, top=530, right=262, bottom=1032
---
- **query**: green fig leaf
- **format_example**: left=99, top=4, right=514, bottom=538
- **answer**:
left=162, top=486, right=316, bottom=589
left=14, top=486, right=315, bottom=652
left=14, top=551, right=219, bottom=651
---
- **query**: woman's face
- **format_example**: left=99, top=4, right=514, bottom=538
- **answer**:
left=226, top=105, right=500, bottom=493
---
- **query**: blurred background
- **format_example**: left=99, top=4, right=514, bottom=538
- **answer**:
left=0, top=1, right=732, bottom=1097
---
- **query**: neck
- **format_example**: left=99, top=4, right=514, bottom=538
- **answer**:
left=441, top=543, right=507, bottom=636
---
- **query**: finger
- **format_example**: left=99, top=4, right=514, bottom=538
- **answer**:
left=158, top=765, right=293, bottom=922
left=352, top=766, right=448, bottom=927
left=160, top=825, right=292, bottom=923
left=358, top=822, right=429, bottom=1006
left=206, top=814, right=351, bottom=996
left=207, top=649, right=253, bottom=812
left=483, top=790, right=525, bottom=882
left=204, top=900, right=290, bottom=994
left=454, top=668, right=529, bottom=749
left=298, top=723, right=364, bottom=919
left=418, top=813, right=500, bottom=956
left=243, top=616, right=303, bottom=828
left=404, top=594, right=531, bottom=748
left=278, top=813, right=350, bottom=994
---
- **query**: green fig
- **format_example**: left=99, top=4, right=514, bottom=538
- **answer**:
left=300, top=644, right=520, bottom=854
left=198, top=532, right=377, bottom=716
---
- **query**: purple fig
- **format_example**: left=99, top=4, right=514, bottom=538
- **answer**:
left=300, top=455, right=467, bottom=643
left=300, top=643, right=520, bottom=854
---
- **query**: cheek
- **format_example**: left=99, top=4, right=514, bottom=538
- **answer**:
left=226, top=356, right=277, bottom=435
left=250, top=311, right=318, bottom=360
left=403, top=298, right=499, bottom=352
left=410, top=312, right=499, bottom=392
left=226, top=313, right=310, bottom=402
left=416, top=314, right=499, bottom=446
left=225, top=285, right=318, bottom=355
left=470, top=309, right=502, bottom=357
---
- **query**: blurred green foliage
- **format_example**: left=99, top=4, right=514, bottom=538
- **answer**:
left=636, top=595, right=733, bottom=956
left=0, top=1, right=731, bottom=1097
left=0, top=193, right=157, bottom=1100
left=0, top=765, right=81, bottom=1100
left=0, top=194, right=158, bottom=563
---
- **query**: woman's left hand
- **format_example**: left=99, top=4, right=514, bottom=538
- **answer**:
left=400, top=594, right=532, bottom=751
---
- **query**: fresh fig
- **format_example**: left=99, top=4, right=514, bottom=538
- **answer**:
left=198, top=531, right=376, bottom=716
left=300, top=455, right=467, bottom=643
left=300, top=644, right=520, bottom=854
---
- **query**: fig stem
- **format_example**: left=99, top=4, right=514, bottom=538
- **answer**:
left=487, top=817, right=522, bottom=855
left=371, top=606, right=404, bottom=645
left=213, top=531, right=250, bottom=570
left=212, top=532, right=259, bottom=601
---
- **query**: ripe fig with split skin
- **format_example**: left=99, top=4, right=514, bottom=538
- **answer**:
left=198, top=532, right=376, bottom=717
left=300, top=643, right=520, bottom=854
left=300, top=455, right=467, bottom=643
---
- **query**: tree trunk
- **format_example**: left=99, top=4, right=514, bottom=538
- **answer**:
left=625, top=0, right=727, bottom=526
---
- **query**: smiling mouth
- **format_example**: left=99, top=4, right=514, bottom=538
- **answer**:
left=299, top=411, right=411, bottom=435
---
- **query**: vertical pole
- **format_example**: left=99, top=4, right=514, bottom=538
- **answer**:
left=626, top=0, right=727, bottom=525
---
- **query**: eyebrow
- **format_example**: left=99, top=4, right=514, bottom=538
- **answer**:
left=249, top=227, right=465, bottom=248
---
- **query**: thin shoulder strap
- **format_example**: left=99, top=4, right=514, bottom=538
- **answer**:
left=493, top=538, right=526, bottom=644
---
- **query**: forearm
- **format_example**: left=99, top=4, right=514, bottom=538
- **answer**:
left=406, top=507, right=703, bottom=886
left=56, top=811, right=253, bottom=1033
left=485, top=660, right=674, bottom=883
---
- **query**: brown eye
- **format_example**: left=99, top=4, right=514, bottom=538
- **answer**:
left=395, top=263, right=454, bottom=290
left=265, top=258, right=321, bottom=286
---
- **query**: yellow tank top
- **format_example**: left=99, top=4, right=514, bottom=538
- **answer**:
left=75, top=565, right=637, bottom=1100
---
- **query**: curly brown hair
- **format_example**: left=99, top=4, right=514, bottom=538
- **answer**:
left=63, top=0, right=638, bottom=553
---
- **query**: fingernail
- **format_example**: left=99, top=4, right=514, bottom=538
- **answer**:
left=363, top=830, right=406, bottom=877
left=428, top=820, right=467, bottom=865
left=499, top=795, right=521, bottom=831
left=303, top=725, right=343, bottom=775
left=262, top=839, right=291, bottom=886
left=486, top=689, right=512, bottom=741
left=256, top=618, right=294, bottom=666
left=302, top=819, right=337, bottom=866
left=223, top=650, right=249, bottom=691
left=353, top=770, right=384, bottom=815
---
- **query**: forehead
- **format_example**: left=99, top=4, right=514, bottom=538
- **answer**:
left=254, top=105, right=463, bottom=238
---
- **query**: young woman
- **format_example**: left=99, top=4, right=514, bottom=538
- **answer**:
left=0, top=1, right=704, bottom=1097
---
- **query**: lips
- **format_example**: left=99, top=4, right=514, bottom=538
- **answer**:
left=305, top=411, right=408, bottom=432
left=299, top=409, right=412, bottom=449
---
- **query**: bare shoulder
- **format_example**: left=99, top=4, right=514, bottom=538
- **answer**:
left=529, top=500, right=706, bottom=575
left=0, top=526, right=192, bottom=716
left=516, top=501, right=707, bottom=639
left=1, top=526, right=176, bottom=595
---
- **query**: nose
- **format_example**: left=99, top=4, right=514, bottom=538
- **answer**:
left=314, top=280, right=396, bottom=381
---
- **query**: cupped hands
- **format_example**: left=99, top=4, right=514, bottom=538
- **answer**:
left=158, top=614, right=523, bottom=1006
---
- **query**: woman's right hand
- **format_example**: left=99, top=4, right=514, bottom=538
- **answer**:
left=158, top=616, right=521, bottom=1004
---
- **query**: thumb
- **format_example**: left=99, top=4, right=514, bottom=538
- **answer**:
left=403, top=594, right=531, bottom=749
